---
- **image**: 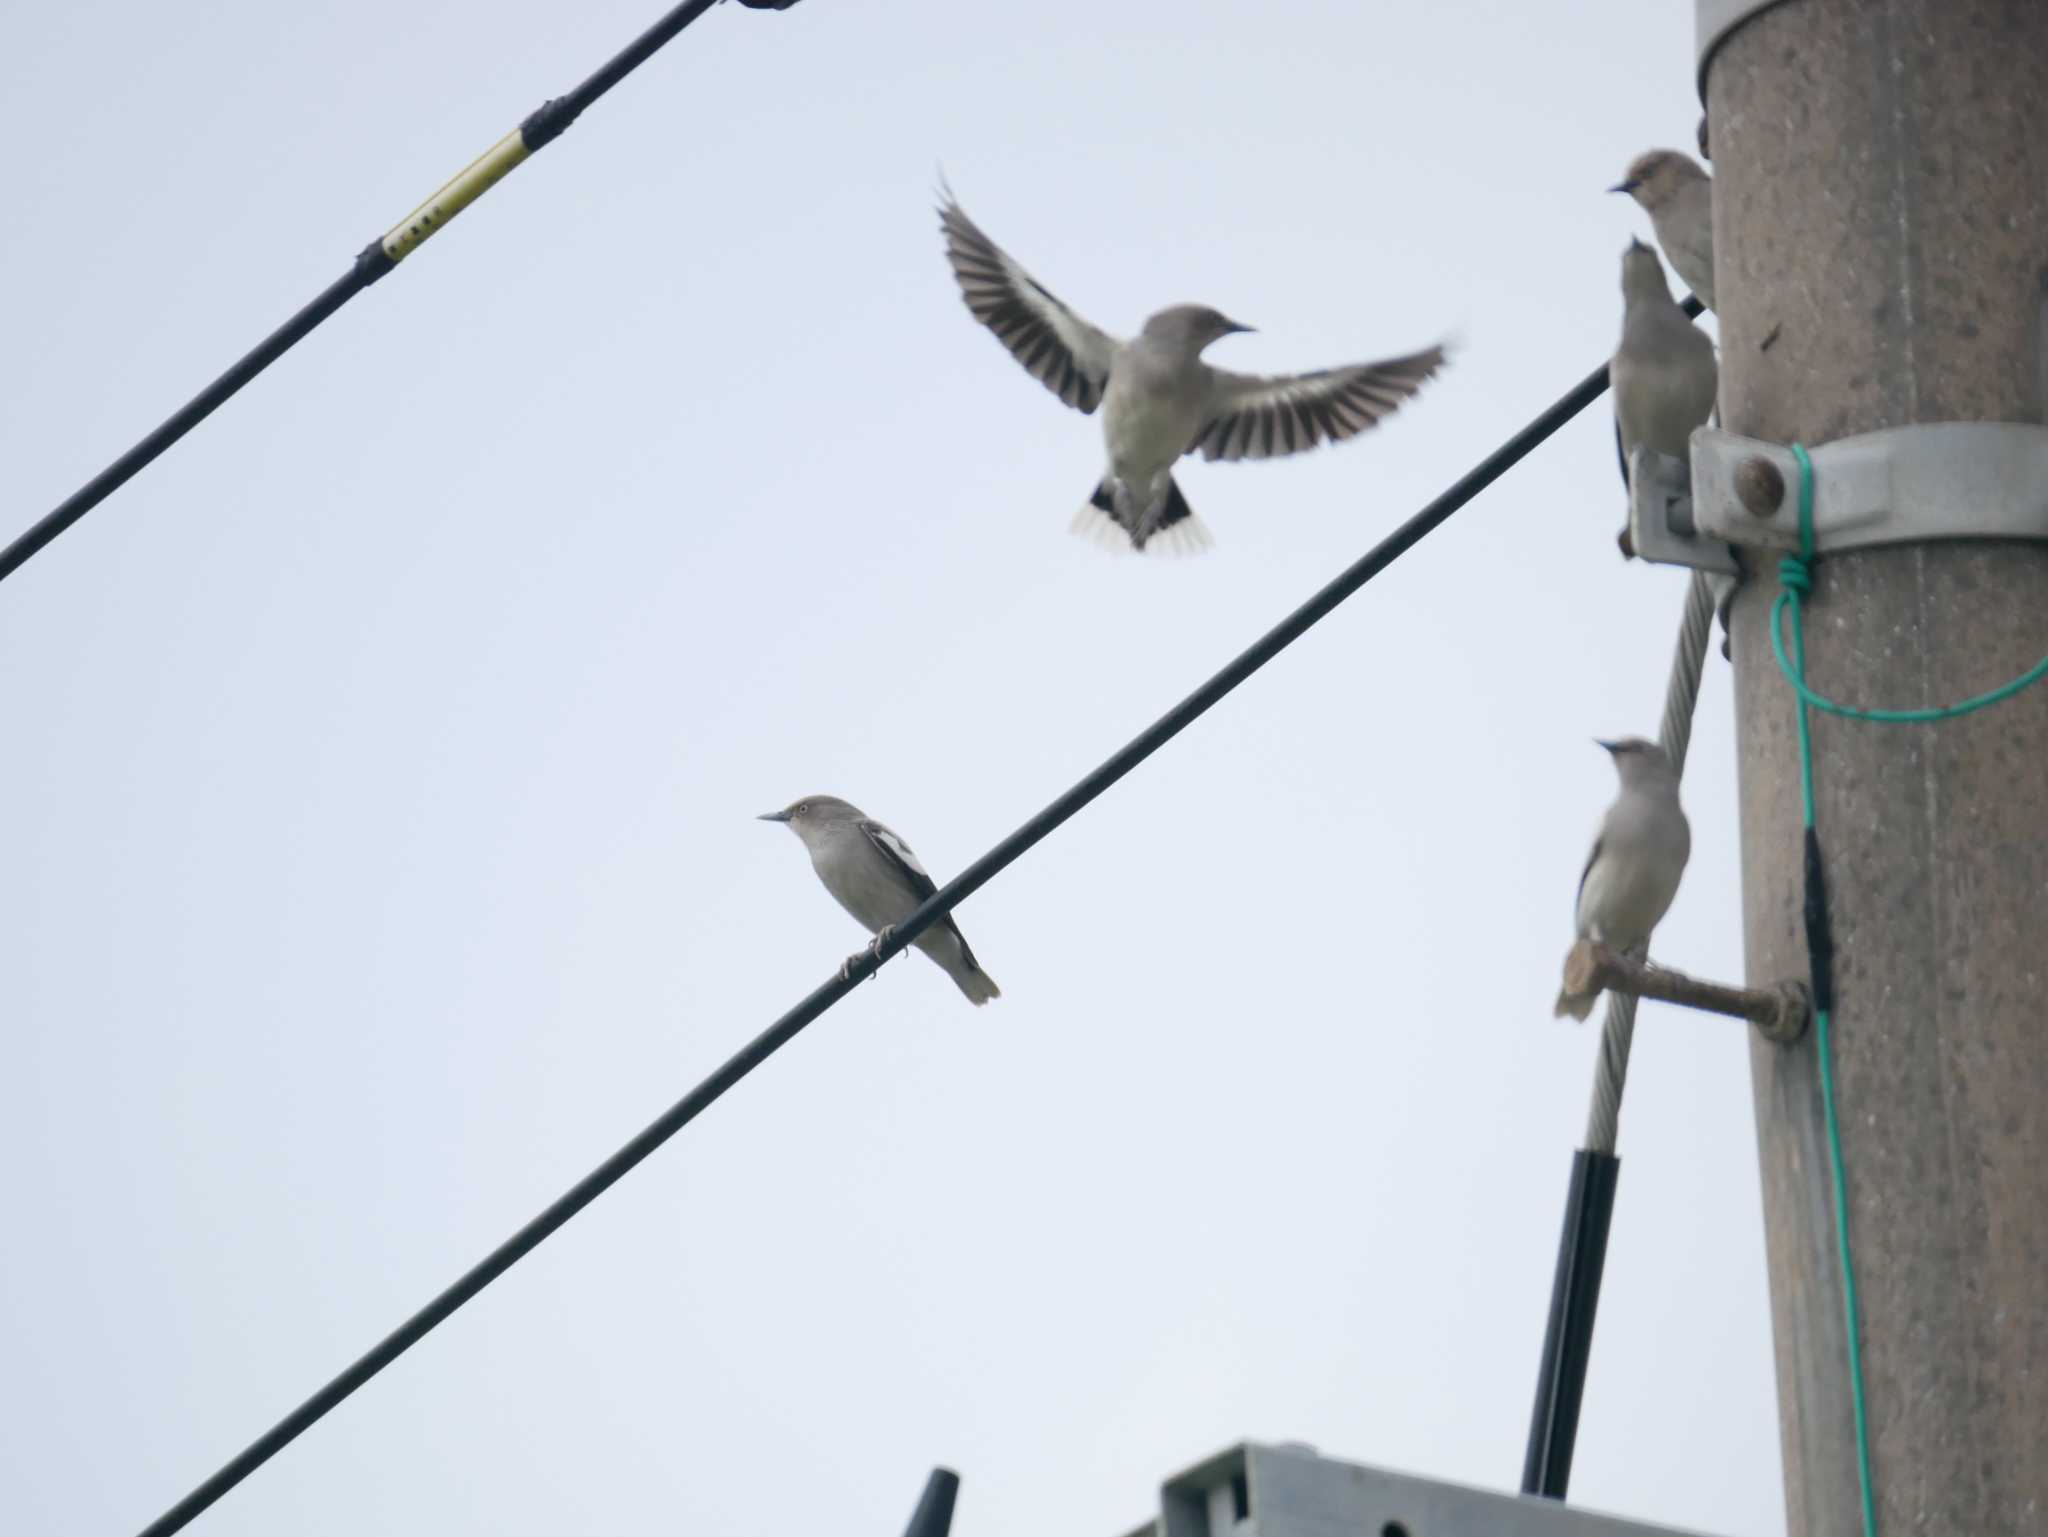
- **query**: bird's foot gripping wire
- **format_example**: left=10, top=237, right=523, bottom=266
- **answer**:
left=841, top=926, right=895, bottom=983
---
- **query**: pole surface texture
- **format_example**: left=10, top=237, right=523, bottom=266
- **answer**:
left=1708, top=3, right=2048, bottom=1532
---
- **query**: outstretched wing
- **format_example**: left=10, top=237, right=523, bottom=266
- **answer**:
left=939, top=191, right=1118, bottom=414
left=1191, top=344, right=1447, bottom=462
left=859, top=819, right=939, bottom=905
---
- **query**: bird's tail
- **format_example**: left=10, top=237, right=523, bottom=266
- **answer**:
left=954, top=961, right=1001, bottom=1006
left=1071, top=476, right=1212, bottom=556
left=1553, top=987, right=1597, bottom=1022
left=918, top=923, right=1001, bottom=1006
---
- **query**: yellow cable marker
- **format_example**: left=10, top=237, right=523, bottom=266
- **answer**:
left=380, top=129, right=532, bottom=263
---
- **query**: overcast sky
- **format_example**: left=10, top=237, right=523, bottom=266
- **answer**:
left=0, top=3, right=1782, bottom=1534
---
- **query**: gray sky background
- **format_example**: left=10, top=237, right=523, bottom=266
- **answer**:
left=0, top=3, right=1783, bottom=1534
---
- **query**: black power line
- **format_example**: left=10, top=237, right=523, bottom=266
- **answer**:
left=1521, top=1148, right=1621, bottom=1498
left=902, top=1468, right=961, bottom=1537
left=130, top=351, right=1619, bottom=1535
left=0, top=0, right=802, bottom=587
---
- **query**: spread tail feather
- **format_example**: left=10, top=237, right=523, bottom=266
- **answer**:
left=1072, top=476, right=1212, bottom=556
left=1553, top=987, right=1596, bottom=1021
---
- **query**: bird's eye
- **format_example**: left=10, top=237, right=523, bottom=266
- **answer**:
left=796, top=803, right=809, bottom=816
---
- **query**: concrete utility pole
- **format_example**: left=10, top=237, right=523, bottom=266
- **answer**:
left=1704, top=2, right=2048, bottom=1533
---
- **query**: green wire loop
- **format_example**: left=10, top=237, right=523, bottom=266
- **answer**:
left=1777, top=440, right=1877, bottom=1537
left=1770, top=443, right=2048, bottom=723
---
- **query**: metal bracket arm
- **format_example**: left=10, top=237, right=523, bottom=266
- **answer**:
left=1564, top=941, right=1809, bottom=1044
left=1629, top=422, right=2048, bottom=573
left=1692, top=421, right=2048, bottom=557
left=1627, top=444, right=1739, bottom=575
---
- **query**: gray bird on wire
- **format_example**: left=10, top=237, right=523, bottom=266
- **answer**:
left=938, top=189, right=1448, bottom=553
left=1611, top=149, right=1715, bottom=312
left=1554, top=738, right=1691, bottom=1020
left=1611, top=237, right=1718, bottom=515
left=760, top=795, right=1001, bottom=1006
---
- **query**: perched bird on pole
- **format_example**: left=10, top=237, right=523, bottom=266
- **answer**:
left=1611, top=237, right=1717, bottom=502
left=760, top=795, right=1000, bottom=1005
left=1554, top=738, right=1691, bottom=1021
left=1607, top=235, right=1735, bottom=649
left=1611, top=150, right=1716, bottom=313
left=938, top=189, right=1447, bottom=553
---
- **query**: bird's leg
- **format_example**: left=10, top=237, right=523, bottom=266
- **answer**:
left=841, top=926, right=896, bottom=983
left=1109, top=476, right=1147, bottom=545
left=1108, top=477, right=1134, bottom=520
left=1128, top=472, right=1174, bottom=550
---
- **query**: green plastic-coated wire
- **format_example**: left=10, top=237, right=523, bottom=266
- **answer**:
left=1776, top=441, right=1877, bottom=1537
left=1813, top=1004, right=1875, bottom=1537
left=1769, top=448, right=2048, bottom=723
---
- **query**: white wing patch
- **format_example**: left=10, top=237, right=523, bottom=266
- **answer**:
left=867, top=822, right=931, bottom=884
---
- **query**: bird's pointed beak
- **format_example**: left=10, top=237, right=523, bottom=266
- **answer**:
left=757, top=809, right=791, bottom=823
left=1226, top=319, right=1256, bottom=335
left=1608, top=179, right=1639, bottom=195
left=1595, top=738, right=1623, bottom=755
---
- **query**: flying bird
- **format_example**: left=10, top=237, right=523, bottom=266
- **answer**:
left=938, top=189, right=1448, bottom=552
left=760, top=795, right=1000, bottom=1006
left=1554, top=738, right=1691, bottom=1021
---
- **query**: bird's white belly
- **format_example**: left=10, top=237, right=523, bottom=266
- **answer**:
left=1103, top=374, right=1201, bottom=482
left=1577, top=844, right=1682, bottom=950
left=813, top=843, right=917, bottom=934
